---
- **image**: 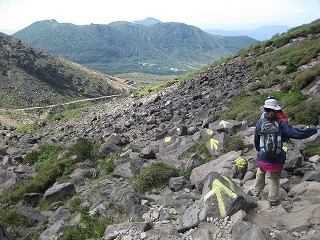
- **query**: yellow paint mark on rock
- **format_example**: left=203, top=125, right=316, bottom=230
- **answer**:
left=165, top=136, right=172, bottom=142
left=204, top=179, right=237, bottom=218
left=219, top=120, right=229, bottom=128
left=282, top=146, right=288, bottom=153
left=176, top=128, right=181, bottom=132
left=235, top=157, right=247, bottom=168
left=222, top=175, right=235, bottom=192
left=210, top=138, right=219, bottom=150
left=207, top=129, right=213, bottom=136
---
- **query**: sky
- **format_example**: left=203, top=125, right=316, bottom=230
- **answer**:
left=0, top=0, right=319, bottom=34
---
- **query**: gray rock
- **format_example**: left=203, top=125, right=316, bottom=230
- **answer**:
left=103, top=222, right=151, bottom=240
left=185, top=153, right=204, bottom=172
left=99, top=142, right=120, bottom=156
left=39, top=220, right=71, bottom=240
left=288, top=181, right=320, bottom=201
left=113, top=162, right=134, bottom=179
left=169, top=176, right=191, bottom=191
left=302, top=171, right=320, bottom=182
left=0, top=223, right=9, bottom=240
left=232, top=221, right=271, bottom=240
left=190, top=151, right=241, bottom=189
left=284, top=148, right=304, bottom=171
left=276, top=203, right=320, bottom=232
left=44, top=182, right=76, bottom=200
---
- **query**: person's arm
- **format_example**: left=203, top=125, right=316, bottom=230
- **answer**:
left=279, top=121, right=317, bottom=139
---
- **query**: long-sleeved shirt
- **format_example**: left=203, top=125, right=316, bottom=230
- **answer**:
left=254, top=112, right=317, bottom=164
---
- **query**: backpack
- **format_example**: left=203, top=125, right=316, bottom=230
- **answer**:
left=259, top=121, right=283, bottom=159
left=276, top=111, right=288, bottom=123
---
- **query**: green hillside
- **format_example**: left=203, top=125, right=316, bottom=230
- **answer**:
left=0, top=33, right=132, bottom=109
left=13, top=20, right=257, bottom=75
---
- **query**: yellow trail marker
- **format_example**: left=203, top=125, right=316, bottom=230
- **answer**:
left=219, top=120, right=229, bottom=128
left=207, top=129, right=213, bottom=136
left=282, top=146, right=288, bottom=153
left=222, top=175, right=235, bottom=192
left=176, top=128, right=181, bottom=132
left=235, top=157, right=247, bottom=168
left=165, top=136, right=172, bottom=142
left=210, top=138, right=219, bottom=150
left=203, top=179, right=237, bottom=218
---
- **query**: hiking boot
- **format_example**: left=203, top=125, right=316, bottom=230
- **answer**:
left=269, top=200, right=279, bottom=207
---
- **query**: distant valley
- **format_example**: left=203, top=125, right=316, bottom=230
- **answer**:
left=12, top=19, right=258, bottom=75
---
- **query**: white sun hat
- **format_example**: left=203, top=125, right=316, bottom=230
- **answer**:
left=262, top=98, right=282, bottom=111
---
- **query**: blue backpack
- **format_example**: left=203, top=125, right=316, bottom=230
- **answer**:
left=259, top=121, right=282, bottom=159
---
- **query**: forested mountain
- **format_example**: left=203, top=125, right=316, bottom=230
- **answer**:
left=13, top=20, right=257, bottom=75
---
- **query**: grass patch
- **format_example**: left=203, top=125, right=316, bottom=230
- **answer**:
left=0, top=138, right=94, bottom=204
left=134, top=79, right=179, bottom=97
left=46, top=108, right=82, bottom=121
left=285, top=99, right=320, bottom=125
left=13, top=123, right=39, bottom=134
left=132, top=161, right=178, bottom=193
left=291, top=65, right=320, bottom=91
left=302, top=145, right=320, bottom=159
left=180, top=141, right=211, bottom=162
left=222, top=135, right=246, bottom=154
left=60, top=216, right=112, bottom=240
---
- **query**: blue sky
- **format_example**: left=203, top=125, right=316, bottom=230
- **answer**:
left=0, top=0, right=319, bottom=34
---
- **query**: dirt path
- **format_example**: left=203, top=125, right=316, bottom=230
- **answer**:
left=0, top=94, right=121, bottom=127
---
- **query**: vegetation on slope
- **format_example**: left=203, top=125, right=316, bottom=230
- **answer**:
left=0, top=33, right=131, bottom=109
left=13, top=20, right=257, bottom=75
left=217, top=19, right=320, bottom=126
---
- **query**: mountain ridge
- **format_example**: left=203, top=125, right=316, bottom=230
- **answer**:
left=204, top=25, right=290, bottom=41
left=13, top=20, right=258, bottom=75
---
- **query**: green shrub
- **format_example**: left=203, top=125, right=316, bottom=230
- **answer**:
left=255, top=61, right=263, bottom=71
left=68, top=196, right=83, bottom=212
left=47, top=108, right=82, bottom=121
left=23, top=150, right=40, bottom=165
left=284, top=62, right=298, bottom=74
left=132, top=161, right=178, bottom=193
left=100, top=159, right=116, bottom=174
left=69, top=138, right=94, bottom=161
left=273, top=35, right=291, bottom=48
left=13, top=123, right=38, bottom=134
left=0, top=209, right=35, bottom=228
left=223, top=135, right=245, bottom=153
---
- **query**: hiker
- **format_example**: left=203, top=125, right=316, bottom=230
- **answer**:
left=260, top=96, right=288, bottom=123
left=253, top=98, right=317, bottom=206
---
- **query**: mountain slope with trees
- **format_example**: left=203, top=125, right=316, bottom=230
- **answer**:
left=13, top=20, right=258, bottom=75
left=0, top=33, right=132, bottom=109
